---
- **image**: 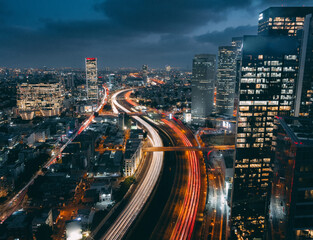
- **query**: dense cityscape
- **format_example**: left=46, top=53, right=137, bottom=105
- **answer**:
left=0, top=2, right=312, bottom=240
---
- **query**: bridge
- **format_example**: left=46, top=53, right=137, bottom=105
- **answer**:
left=143, top=145, right=235, bottom=152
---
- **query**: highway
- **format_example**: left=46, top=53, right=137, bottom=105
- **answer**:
left=162, top=119, right=200, bottom=240
left=119, top=91, right=206, bottom=240
left=99, top=89, right=164, bottom=240
left=205, top=151, right=228, bottom=240
left=143, top=145, right=235, bottom=152
left=126, top=119, right=184, bottom=240
left=0, top=86, right=109, bottom=224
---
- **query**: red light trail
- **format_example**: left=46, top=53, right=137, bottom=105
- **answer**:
left=125, top=90, right=137, bottom=107
left=162, top=119, right=200, bottom=240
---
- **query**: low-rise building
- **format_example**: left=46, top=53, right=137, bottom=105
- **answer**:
left=17, top=81, right=64, bottom=120
left=5, top=211, right=32, bottom=240
left=124, top=138, right=143, bottom=177
left=31, top=209, right=53, bottom=233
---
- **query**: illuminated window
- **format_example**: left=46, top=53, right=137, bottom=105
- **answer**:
left=239, top=106, right=250, bottom=111
left=305, top=190, right=313, bottom=200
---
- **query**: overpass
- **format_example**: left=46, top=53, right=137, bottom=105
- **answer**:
left=143, top=145, right=235, bottom=152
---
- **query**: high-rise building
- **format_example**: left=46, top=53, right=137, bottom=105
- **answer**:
left=271, top=117, right=313, bottom=240
left=17, top=82, right=64, bottom=120
left=216, top=46, right=237, bottom=116
left=64, top=73, right=75, bottom=90
left=191, top=54, right=216, bottom=122
left=108, top=74, right=115, bottom=89
left=295, top=14, right=313, bottom=118
left=142, top=64, right=148, bottom=84
left=258, top=7, right=313, bottom=36
left=165, top=65, right=171, bottom=81
left=231, top=35, right=299, bottom=239
left=85, top=58, right=98, bottom=100
left=232, top=37, right=243, bottom=95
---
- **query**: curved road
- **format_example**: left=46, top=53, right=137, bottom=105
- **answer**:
left=100, top=89, right=164, bottom=240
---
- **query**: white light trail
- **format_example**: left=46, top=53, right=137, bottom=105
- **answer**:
left=99, top=89, right=164, bottom=240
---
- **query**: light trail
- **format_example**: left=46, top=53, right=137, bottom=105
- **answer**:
left=162, top=119, right=200, bottom=240
left=207, top=151, right=226, bottom=240
left=0, top=87, right=109, bottom=224
left=124, top=90, right=138, bottom=107
left=97, top=89, right=164, bottom=240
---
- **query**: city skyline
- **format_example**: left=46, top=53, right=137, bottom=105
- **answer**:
left=1, top=3, right=313, bottom=240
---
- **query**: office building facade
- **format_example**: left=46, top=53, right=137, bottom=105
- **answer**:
left=216, top=46, right=237, bottom=116
left=85, top=58, right=98, bottom=100
left=271, top=117, right=313, bottom=240
left=258, top=7, right=313, bottom=36
left=231, top=35, right=299, bottom=239
left=191, top=54, right=216, bottom=122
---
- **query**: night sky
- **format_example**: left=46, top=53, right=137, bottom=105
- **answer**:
left=0, top=0, right=311, bottom=69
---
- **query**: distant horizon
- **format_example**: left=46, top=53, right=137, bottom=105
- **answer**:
left=0, top=64, right=193, bottom=71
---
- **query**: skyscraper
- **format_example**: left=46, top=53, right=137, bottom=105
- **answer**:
left=231, top=35, right=299, bottom=239
left=216, top=46, right=237, bottom=116
left=258, top=7, right=313, bottom=36
left=165, top=65, right=171, bottom=82
left=85, top=58, right=98, bottom=100
left=295, top=14, right=313, bottom=118
left=191, top=54, right=216, bottom=122
left=271, top=117, right=313, bottom=240
left=232, top=37, right=243, bottom=95
left=142, top=64, right=148, bottom=84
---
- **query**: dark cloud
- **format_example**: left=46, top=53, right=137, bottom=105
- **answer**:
left=196, top=25, right=257, bottom=45
left=97, top=0, right=312, bottom=34
left=96, top=0, right=254, bottom=34
left=0, top=0, right=311, bottom=68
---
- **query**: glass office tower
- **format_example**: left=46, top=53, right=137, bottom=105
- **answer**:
left=216, top=46, right=237, bottom=116
left=191, top=54, right=216, bottom=122
left=85, top=58, right=98, bottom=100
left=231, top=35, right=299, bottom=239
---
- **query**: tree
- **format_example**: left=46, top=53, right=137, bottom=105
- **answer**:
left=35, top=224, right=53, bottom=240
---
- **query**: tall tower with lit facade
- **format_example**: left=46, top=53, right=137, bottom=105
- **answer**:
left=216, top=46, right=237, bottom=116
left=85, top=58, right=98, bottom=100
left=191, top=54, right=216, bottom=122
left=231, top=35, right=299, bottom=239
left=258, top=7, right=313, bottom=36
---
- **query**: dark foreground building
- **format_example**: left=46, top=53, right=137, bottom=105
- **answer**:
left=271, top=117, right=313, bottom=240
left=231, top=35, right=299, bottom=239
left=295, top=14, right=313, bottom=118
